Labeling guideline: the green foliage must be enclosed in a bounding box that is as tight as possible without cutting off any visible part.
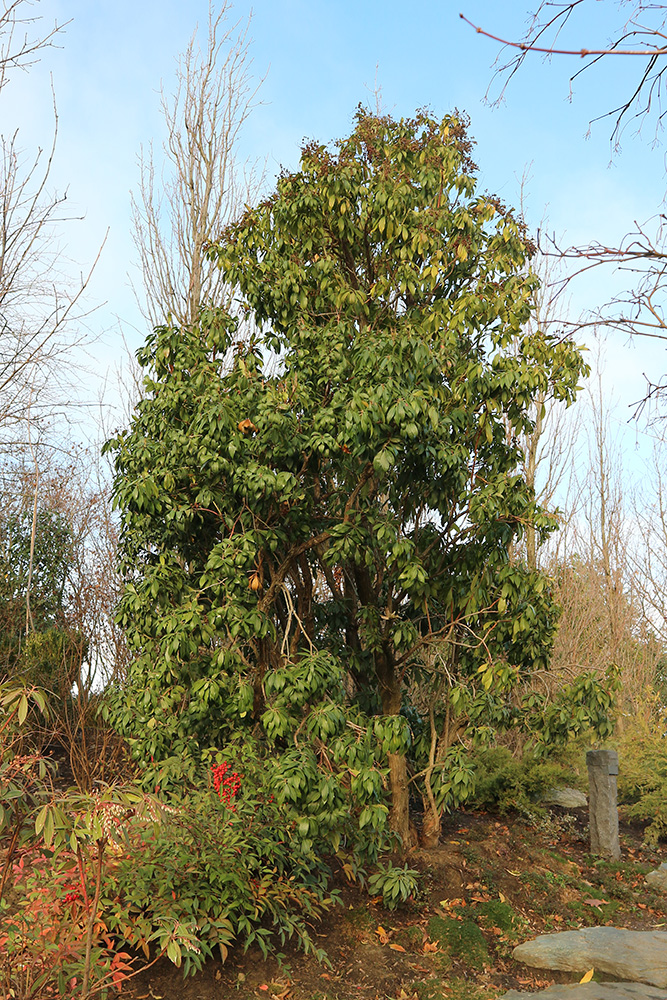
[616,705,667,845]
[367,861,420,909]
[101,741,345,968]
[18,627,87,693]
[524,668,619,752]
[0,508,75,672]
[0,684,147,997]
[106,107,590,843]
[470,743,586,815]
[420,742,478,814]
[2,699,342,992]
[0,682,52,844]
[105,791,334,970]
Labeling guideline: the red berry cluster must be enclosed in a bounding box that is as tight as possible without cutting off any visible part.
[63,888,81,905]
[211,761,242,810]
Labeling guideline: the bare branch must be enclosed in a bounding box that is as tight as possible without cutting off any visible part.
[132,0,263,331]
[460,12,667,57]
[0,0,68,94]
[464,2,667,147]
[0,7,101,449]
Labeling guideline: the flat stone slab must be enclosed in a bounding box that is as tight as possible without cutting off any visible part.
[514,928,667,987]
[501,984,667,999]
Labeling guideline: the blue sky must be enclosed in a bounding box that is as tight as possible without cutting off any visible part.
[7,0,667,455]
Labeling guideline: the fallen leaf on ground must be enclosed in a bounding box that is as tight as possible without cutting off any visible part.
[389,943,406,952]
[580,968,595,984]
[376,925,390,944]
[584,898,608,907]
[423,940,439,953]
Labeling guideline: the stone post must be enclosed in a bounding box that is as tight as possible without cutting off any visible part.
[586,749,620,860]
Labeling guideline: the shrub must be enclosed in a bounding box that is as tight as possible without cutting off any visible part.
[469,742,586,815]
[616,704,667,845]
[103,752,340,970]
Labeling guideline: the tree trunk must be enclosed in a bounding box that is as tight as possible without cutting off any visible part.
[387,750,410,848]
[420,805,441,849]
[377,650,410,849]
[420,700,442,848]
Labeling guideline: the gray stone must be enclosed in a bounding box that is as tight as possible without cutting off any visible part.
[513,928,667,987]
[543,787,588,809]
[500,983,667,999]
[646,864,667,892]
[587,750,620,860]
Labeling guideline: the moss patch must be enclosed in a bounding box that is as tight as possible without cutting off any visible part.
[409,979,448,1000]
[427,914,489,970]
[473,899,524,939]
[394,924,424,951]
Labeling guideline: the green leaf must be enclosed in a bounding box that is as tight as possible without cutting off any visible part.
[17,694,28,726]
[35,804,48,836]
[43,808,55,848]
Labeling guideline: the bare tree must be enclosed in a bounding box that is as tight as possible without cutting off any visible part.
[131,1,261,331]
[502,193,586,569]
[538,354,664,715]
[460,3,667,411]
[628,428,667,659]
[461,2,667,149]
[0,1,98,450]
[514,247,585,569]
[0,0,64,90]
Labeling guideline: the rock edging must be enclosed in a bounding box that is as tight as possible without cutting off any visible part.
[513,927,667,988]
[500,983,667,999]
